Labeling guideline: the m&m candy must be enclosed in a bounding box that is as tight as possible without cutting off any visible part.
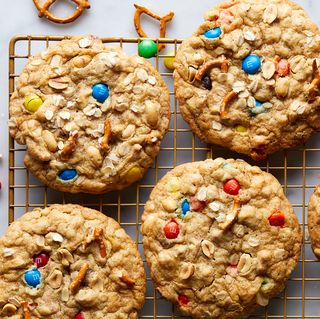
[250,99,264,115]
[268,209,285,227]
[178,294,190,305]
[92,83,109,103]
[223,179,241,195]
[234,125,247,133]
[164,52,175,70]
[33,252,49,268]
[164,219,180,239]
[201,75,212,90]
[138,40,158,59]
[24,94,43,112]
[204,27,222,39]
[242,54,261,74]
[75,313,85,319]
[58,169,78,182]
[190,196,206,212]
[181,199,190,219]
[24,268,41,288]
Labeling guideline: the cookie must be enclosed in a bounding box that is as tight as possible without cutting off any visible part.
[141,158,302,319]
[9,36,170,193]
[173,0,320,160]
[308,186,320,259]
[0,204,146,318]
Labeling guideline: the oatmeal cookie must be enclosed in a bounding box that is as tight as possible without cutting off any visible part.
[308,185,320,259]
[173,0,320,160]
[0,204,146,318]
[141,158,302,319]
[9,36,170,193]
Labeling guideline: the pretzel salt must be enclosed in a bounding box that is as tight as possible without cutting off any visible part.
[134,4,174,51]
[33,0,90,24]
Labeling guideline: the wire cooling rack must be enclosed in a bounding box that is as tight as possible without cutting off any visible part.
[8,35,320,319]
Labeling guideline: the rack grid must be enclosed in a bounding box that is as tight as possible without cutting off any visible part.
[8,35,320,319]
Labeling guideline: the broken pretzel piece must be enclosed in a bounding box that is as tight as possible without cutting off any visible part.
[307,60,320,101]
[134,4,174,51]
[120,274,135,287]
[94,228,107,258]
[82,227,107,258]
[69,262,89,294]
[220,90,238,119]
[61,131,78,160]
[195,56,229,81]
[21,301,31,319]
[218,196,241,230]
[100,119,112,152]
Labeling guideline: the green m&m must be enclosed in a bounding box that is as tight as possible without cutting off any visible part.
[138,40,158,59]
[24,94,43,112]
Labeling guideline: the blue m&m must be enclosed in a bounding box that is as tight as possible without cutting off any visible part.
[242,54,261,74]
[204,27,222,39]
[250,99,265,115]
[58,169,78,182]
[92,83,109,103]
[24,268,41,288]
[181,199,190,219]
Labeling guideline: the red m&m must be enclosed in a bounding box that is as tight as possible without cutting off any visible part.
[164,219,180,239]
[178,294,190,305]
[33,252,49,268]
[190,196,206,212]
[75,313,85,319]
[223,179,241,195]
[268,209,285,227]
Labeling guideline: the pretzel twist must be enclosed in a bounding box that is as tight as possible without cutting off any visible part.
[195,56,229,81]
[21,301,31,319]
[220,91,238,118]
[33,0,90,24]
[100,119,112,153]
[69,263,89,294]
[61,131,78,160]
[219,196,241,230]
[134,4,174,51]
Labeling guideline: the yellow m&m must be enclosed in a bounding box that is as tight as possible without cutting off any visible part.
[234,125,247,133]
[24,94,43,112]
[164,52,175,70]
[125,166,142,183]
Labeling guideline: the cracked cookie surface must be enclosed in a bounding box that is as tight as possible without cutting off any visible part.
[141,158,301,319]
[308,186,320,259]
[0,204,146,318]
[173,0,320,160]
[9,36,170,193]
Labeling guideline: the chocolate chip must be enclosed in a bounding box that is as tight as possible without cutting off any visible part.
[201,75,212,90]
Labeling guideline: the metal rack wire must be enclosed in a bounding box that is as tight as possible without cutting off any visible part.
[8,35,320,319]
